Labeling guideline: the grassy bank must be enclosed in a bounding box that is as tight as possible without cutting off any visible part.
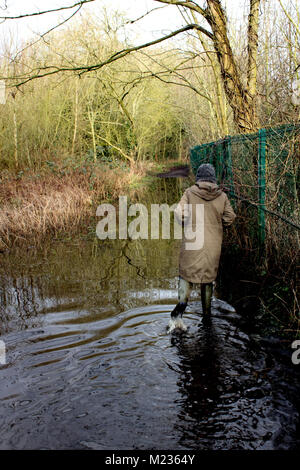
[0,161,160,250]
[0,160,188,250]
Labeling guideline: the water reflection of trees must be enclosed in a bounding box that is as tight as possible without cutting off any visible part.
[0,178,188,332]
[0,236,180,333]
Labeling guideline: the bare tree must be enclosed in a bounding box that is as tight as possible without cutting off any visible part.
[153,0,261,132]
[0,1,266,133]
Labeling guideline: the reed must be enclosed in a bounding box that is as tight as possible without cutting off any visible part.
[0,162,151,249]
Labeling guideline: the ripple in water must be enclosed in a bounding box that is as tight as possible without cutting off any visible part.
[0,240,299,450]
[0,299,299,450]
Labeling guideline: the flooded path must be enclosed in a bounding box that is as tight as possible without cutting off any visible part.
[0,237,299,450]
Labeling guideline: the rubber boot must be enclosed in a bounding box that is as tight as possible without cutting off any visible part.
[167,278,191,333]
[201,283,213,315]
[171,301,187,319]
[168,302,188,333]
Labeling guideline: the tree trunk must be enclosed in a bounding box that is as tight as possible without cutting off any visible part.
[206,0,260,133]
[154,0,261,133]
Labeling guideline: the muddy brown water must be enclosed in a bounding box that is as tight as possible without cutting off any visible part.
[0,181,299,450]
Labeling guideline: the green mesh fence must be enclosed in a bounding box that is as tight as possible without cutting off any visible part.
[190,124,300,248]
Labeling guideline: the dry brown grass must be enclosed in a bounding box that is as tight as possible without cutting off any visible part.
[0,163,151,248]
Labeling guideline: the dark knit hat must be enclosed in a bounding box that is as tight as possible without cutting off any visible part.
[196,163,217,184]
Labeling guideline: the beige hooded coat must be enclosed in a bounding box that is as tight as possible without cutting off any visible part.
[175,181,236,284]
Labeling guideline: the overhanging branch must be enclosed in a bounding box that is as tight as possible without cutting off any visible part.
[8,23,214,87]
[154,0,208,18]
[0,0,95,20]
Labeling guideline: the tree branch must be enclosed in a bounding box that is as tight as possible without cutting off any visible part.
[124,5,169,25]
[154,0,208,18]
[278,0,300,36]
[247,0,260,98]
[133,50,214,103]
[12,4,83,61]
[0,0,95,20]
[8,23,214,87]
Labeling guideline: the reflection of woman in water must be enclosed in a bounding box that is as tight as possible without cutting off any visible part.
[171,319,222,449]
